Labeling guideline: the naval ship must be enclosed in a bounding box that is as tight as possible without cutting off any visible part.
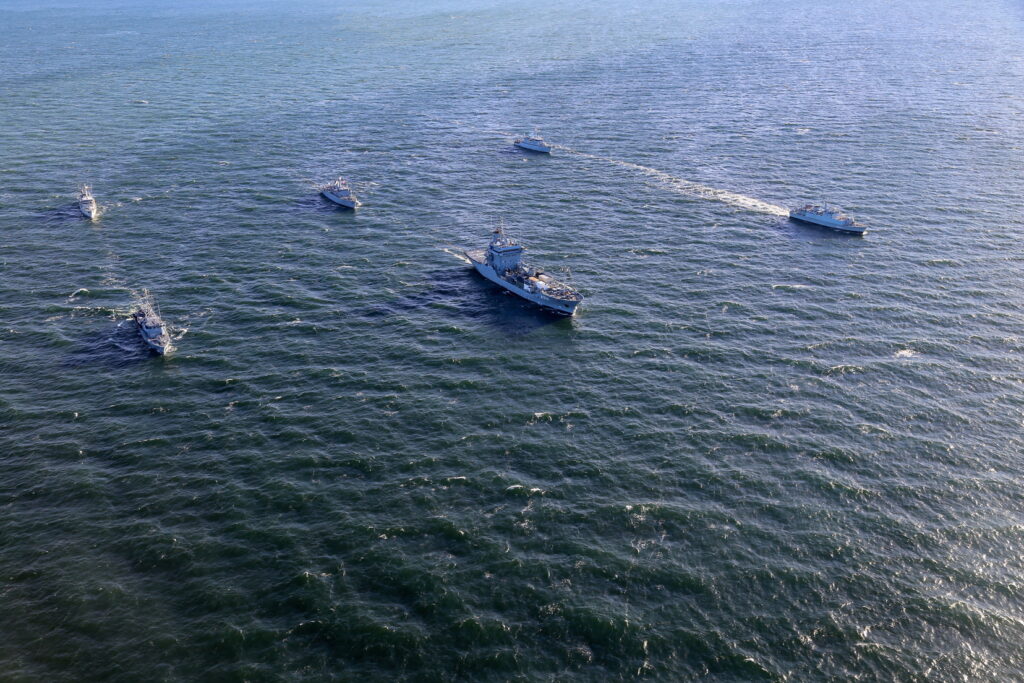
[78,184,97,220]
[319,177,360,209]
[132,290,172,355]
[465,224,583,315]
[513,132,552,153]
[789,204,865,234]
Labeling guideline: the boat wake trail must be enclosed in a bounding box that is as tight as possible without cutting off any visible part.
[440,247,472,264]
[554,146,789,216]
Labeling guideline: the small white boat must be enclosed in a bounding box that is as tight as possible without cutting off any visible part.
[514,133,552,154]
[319,177,360,209]
[78,184,97,219]
[132,290,172,355]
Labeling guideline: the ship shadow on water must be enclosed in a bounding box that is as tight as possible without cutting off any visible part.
[39,203,93,226]
[462,278,575,336]
[62,321,159,369]
[782,217,866,241]
[362,269,572,336]
[291,194,361,216]
[503,145,553,160]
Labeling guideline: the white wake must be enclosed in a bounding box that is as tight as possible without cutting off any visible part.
[440,247,472,264]
[554,146,789,216]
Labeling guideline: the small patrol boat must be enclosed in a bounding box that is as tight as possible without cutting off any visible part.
[513,132,552,154]
[132,290,172,355]
[319,177,360,209]
[465,223,583,316]
[789,204,866,234]
[78,184,97,220]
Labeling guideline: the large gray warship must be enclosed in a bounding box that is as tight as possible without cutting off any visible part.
[465,224,583,316]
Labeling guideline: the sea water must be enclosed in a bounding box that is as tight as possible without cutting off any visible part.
[2,0,1023,678]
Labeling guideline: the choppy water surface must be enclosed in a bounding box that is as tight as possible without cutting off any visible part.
[2,0,1024,679]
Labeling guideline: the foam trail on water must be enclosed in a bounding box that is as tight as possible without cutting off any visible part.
[441,247,472,264]
[554,146,789,216]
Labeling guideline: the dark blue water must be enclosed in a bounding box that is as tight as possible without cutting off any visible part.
[3,0,1024,679]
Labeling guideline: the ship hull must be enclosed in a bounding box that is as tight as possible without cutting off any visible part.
[789,211,865,234]
[79,201,96,219]
[468,259,579,316]
[141,337,167,354]
[321,190,358,209]
[514,140,552,153]
[135,326,169,354]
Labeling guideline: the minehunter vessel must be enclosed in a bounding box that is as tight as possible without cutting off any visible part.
[513,133,552,153]
[132,290,172,355]
[78,184,97,220]
[789,204,866,234]
[319,177,360,209]
[465,224,583,316]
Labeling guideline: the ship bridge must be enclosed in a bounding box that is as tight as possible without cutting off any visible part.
[486,228,524,274]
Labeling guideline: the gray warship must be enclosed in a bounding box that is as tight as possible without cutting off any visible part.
[465,224,583,316]
[789,204,866,234]
[78,184,97,220]
[513,132,552,153]
[319,177,360,209]
[132,290,172,355]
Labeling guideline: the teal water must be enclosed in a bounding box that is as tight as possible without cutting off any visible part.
[3,0,1024,679]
